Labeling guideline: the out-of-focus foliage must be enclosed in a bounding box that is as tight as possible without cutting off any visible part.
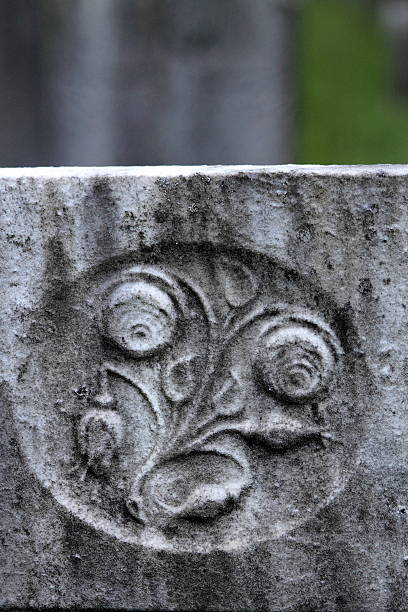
[298,0,408,163]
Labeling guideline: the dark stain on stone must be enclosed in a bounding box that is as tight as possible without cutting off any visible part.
[153,208,167,224]
[81,178,118,259]
[285,173,313,265]
[155,174,247,248]
[284,267,299,283]
[333,301,358,354]
[42,237,72,326]
[361,208,378,244]
[358,277,373,297]
[27,237,74,348]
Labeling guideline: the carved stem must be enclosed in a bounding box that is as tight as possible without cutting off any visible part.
[185,417,337,453]
[97,361,178,523]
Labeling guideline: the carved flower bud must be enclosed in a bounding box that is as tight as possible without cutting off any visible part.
[78,409,123,474]
[103,281,177,357]
[256,316,341,403]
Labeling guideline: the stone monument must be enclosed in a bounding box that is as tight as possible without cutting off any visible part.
[0,165,406,610]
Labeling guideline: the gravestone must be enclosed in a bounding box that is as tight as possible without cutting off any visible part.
[0,165,406,610]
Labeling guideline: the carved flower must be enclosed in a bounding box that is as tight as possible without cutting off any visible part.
[84,260,345,532]
[103,281,177,357]
[255,316,341,403]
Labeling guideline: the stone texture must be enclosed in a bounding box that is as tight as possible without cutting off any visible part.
[0,165,407,610]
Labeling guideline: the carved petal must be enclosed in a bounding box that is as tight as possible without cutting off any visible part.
[162,354,199,403]
[218,257,258,308]
[212,369,243,416]
[79,409,123,474]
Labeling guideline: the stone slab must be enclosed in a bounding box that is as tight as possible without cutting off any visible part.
[0,165,407,610]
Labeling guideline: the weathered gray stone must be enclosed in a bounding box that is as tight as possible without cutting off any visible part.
[0,165,407,610]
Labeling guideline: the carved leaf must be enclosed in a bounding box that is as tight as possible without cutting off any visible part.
[79,409,123,474]
[218,257,258,308]
[212,369,243,416]
[240,413,327,450]
[162,354,199,403]
[136,434,251,525]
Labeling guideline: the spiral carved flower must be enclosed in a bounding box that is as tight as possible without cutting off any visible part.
[255,315,342,403]
[103,280,177,357]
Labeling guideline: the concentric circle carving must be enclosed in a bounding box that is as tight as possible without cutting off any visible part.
[103,280,178,357]
[255,314,342,403]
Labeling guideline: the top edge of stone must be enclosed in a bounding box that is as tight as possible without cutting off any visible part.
[0,164,408,179]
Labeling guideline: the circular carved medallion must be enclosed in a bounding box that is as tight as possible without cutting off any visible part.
[15,246,369,552]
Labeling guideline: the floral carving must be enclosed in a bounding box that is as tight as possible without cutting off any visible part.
[162,354,200,404]
[217,256,258,307]
[212,369,243,417]
[103,280,178,357]
[255,314,342,403]
[77,256,343,530]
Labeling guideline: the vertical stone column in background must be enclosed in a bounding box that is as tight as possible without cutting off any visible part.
[0,1,44,166]
[378,0,408,97]
[0,0,299,166]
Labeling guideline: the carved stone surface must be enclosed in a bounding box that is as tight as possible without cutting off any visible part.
[0,166,407,610]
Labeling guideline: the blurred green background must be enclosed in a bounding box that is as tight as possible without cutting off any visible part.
[299,0,408,164]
